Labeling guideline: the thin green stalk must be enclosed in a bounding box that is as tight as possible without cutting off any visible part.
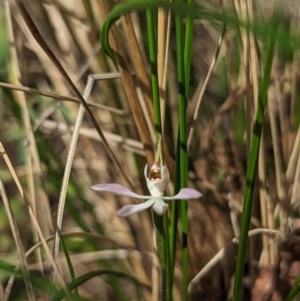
[169,0,194,287]
[173,0,189,300]
[53,269,150,301]
[232,13,278,301]
[169,151,180,292]
[163,212,171,301]
[53,218,79,301]
[153,211,168,301]
[184,0,195,98]
[182,1,195,299]
[147,8,169,301]
[146,9,161,138]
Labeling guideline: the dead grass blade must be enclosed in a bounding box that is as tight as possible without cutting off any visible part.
[115,0,155,136]
[39,119,144,155]
[0,142,70,297]
[268,85,288,230]
[97,0,155,166]
[258,135,277,266]
[0,178,36,301]
[187,25,226,152]
[188,228,285,294]
[5,0,53,269]
[52,75,104,284]
[0,81,128,114]
[286,125,300,183]
[15,0,133,188]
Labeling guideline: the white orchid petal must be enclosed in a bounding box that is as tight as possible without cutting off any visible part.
[152,199,169,215]
[144,164,148,179]
[161,166,169,182]
[117,199,155,217]
[163,188,202,200]
[91,183,150,199]
[146,165,169,197]
[146,178,164,197]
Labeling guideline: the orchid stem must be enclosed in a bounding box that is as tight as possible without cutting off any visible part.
[147,7,168,301]
[152,211,167,301]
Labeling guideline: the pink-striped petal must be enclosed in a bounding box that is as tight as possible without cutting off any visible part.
[152,199,169,215]
[117,199,155,217]
[162,188,202,200]
[90,183,150,199]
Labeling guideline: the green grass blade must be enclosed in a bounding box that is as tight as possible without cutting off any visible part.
[0,260,61,297]
[285,271,300,301]
[57,223,80,301]
[100,0,238,58]
[146,7,169,301]
[184,0,195,98]
[232,13,279,301]
[146,9,161,139]
[52,269,150,301]
[173,0,189,299]
[169,154,180,298]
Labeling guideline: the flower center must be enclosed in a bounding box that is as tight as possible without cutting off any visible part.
[149,162,161,181]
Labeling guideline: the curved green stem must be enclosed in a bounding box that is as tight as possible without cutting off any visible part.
[100,0,239,58]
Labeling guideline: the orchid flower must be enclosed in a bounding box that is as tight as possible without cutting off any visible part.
[91,162,202,217]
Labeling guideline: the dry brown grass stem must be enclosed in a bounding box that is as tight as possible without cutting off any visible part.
[40,0,90,23]
[5,0,53,272]
[0,81,128,114]
[0,178,35,301]
[188,228,288,294]
[51,70,140,283]
[268,85,288,230]
[15,0,133,189]
[290,56,299,127]
[97,0,155,166]
[115,0,155,140]
[276,79,290,164]
[286,125,300,183]
[157,6,170,129]
[156,8,175,178]
[258,135,276,265]
[187,26,226,152]
[290,147,300,207]
[39,120,144,155]
[26,231,131,258]
[239,0,253,152]
[52,75,96,285]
